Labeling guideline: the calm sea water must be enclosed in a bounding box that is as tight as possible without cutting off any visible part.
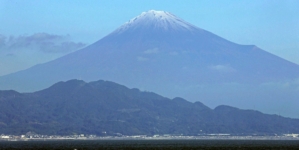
[0,140,299,149]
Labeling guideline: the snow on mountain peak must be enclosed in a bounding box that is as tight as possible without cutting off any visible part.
[139,10,174,20]
[113,10,200,34]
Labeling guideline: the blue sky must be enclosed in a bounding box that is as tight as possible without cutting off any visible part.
[0,0,299,76]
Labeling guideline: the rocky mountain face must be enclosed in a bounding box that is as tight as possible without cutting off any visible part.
[0,79,299,135]
[0,10,298,117]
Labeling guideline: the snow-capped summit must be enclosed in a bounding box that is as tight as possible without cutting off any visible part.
[105,10,221,46]
[113,10,200,34]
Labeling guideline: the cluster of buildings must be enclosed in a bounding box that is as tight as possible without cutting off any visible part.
[0,132,97,141]
[0,133,298,141]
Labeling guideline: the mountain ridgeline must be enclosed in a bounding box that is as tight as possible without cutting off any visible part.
[0,10,299,117]
[0,79,299,135]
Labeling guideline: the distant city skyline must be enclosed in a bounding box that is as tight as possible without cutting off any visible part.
[1,0,299,76]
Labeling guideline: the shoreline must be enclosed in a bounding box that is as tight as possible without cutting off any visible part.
[1,135,299,141]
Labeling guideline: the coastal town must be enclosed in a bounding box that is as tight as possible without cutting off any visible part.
[1,132,298,141]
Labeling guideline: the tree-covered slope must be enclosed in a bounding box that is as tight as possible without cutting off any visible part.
[0,79,298,135]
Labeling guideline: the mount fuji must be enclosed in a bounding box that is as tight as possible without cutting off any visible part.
[1,10,299,117]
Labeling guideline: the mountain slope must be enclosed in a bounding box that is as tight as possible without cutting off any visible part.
[0,79,299,135]
[0,10,298,117]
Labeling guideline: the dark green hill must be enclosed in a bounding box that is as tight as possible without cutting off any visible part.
[0,79,298,135]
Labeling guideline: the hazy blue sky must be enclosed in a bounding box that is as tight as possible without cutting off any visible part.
[1,0,299,76]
